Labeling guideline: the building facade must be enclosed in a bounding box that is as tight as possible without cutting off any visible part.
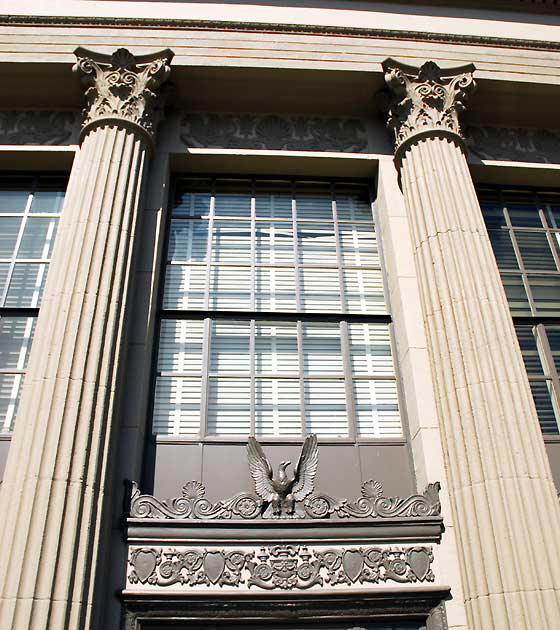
[1,1,560,629]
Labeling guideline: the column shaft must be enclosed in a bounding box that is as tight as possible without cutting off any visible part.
[0,46,173,630]
[401,134,560,628]
[0,124,146,629]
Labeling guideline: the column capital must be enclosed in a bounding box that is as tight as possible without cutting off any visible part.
[381,58,476,163]
[73,46,174,144]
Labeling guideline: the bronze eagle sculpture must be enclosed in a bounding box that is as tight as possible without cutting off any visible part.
[247,434,318,518]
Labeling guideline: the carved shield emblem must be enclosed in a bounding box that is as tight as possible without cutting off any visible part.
[133,549,158,584]
[342,549,364,583]
[204,551,226,584]
[408,548,431,581]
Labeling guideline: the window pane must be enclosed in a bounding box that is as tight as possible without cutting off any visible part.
[210,321,250,373]
[297,223,337,264]
[304,379,347,437]
[214,180,251,217]
[529,380,559,434]
[344,268,386,313]
[30,180,66,214]
[157,319,204,373]
[515,325,546,376]
[349,323,394,375]
[355,379,401,438]
[255,268,297,311]
[255,182,292,219]
[211,221,251,263]
[255,223,294,265]
[173,182,211,219]
[0,373,23,432]
[207,378,251,435]
[302,323,343,374]
[335,187,372,222]
[300,268,341,311]
[153,377,201,435]
[208,266,251,310]
[5,263,48,307]
[168,220,208,263]
[0,217,22,257]
[18,217,59,259]
[487,229,517,269]
[516,232,557,271]
[546,327,560,374]
[501,274,531,316]
[255,379,301,437]
[0,186,30,214]
[0,316,35,369]
[529,275,560,316]
[507,204,543,228]
[339,223,379,267]
[163,266,206,310]
[296,185,332,220]
[255,322,298,374]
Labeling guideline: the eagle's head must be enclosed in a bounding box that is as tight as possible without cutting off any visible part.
[278,460,291,480]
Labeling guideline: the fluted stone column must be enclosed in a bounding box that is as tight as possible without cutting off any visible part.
[0,47,173,630]
[382,58,560,629]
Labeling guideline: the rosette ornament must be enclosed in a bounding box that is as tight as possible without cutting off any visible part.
[382,58,475,164]
[73,46,174,144]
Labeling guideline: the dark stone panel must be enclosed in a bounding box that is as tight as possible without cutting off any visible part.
[151,443,202,499]
[358,444,415,496]
[150,442,415,502]
[545,441,560,491]
[0,439,10,481]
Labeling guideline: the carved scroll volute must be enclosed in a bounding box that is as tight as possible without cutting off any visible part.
[381,58,476,164]
[73,46,174,145]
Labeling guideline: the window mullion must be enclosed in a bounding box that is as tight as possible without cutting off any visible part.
[199,317,212,438]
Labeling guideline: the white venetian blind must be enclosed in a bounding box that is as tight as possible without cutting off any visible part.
[153,178,403,439]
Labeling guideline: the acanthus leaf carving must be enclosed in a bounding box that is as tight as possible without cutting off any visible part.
[381,58,476,159]
[73,46,174,142]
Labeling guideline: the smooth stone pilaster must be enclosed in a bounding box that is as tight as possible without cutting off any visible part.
[383,59,560,629]
[0,47,173,630]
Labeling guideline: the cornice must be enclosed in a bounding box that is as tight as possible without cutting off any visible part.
[1,14,560,52]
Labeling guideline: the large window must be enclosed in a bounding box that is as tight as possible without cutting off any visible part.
[480,187,560,434]
[0,175,66,431]
[152,178,403,439]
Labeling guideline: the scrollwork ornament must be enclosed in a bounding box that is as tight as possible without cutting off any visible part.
[381,58,476,161]
[73,46,174,143]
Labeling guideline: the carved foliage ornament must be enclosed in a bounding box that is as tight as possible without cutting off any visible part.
[128,544,434,590]
[181,113,368,152]
[127,479,440,521]
[0,111,77,145]
[382,58,475,157]
[73,46,174,142]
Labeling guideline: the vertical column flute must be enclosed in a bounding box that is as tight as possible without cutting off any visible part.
[0,46,173,630]
[383,58,560,629]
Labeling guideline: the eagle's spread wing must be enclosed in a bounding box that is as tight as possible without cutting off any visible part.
[292,434,318,501]
[247,436,275,501]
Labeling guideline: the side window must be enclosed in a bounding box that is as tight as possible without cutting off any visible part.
[0,175,66,431]
[151,177,403,440]
[479,187,560,435]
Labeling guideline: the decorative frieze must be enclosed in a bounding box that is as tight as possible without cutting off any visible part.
[73,46,174,142]
[0,111,78,145]
[127,479,440,521]
[466,125,560,164]
[382,58,475,159]
[127,544,434,591]
[180,113,368,152]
